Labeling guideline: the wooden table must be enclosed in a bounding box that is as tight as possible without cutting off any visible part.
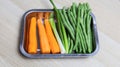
[0,0,120,67]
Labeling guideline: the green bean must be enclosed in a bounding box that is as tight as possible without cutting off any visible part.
[73,24,79,48]
[67,34,71,53]
[62,8,74,31]
[78,42,82,53]
[69,39,73,53]
[74,20,80,53]
[67,8,76,29]
[86,3,90,10]
[79,25,86,53]
[71,2,77,20]
[73,5,80,51]
[59,10,74,39]
[70,12,77,26]
[73,3,85,53]
[78,4,88,53]
[62,8,72,29]
[87,13,92,53]
[62,8,75,40]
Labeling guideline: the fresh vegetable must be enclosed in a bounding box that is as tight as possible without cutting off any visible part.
[58,10,69,53]
[86,3,93,53]
[50,0,69,53]
[24,17,30,52]
[71,2,77,20]
[49,0,93,53]
[44,12,60,54]
[73,3,87,53]
[28,17,37,54]
[25,0,93,54]
[62,8,75,40]
[69,39,74,53]
[49,12,66,54]
[37,13,50,54]
[67,8,76,30]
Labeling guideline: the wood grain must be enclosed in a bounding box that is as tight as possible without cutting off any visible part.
[0,0,120,67]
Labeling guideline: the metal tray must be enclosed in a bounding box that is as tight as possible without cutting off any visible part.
[19,9,99,58]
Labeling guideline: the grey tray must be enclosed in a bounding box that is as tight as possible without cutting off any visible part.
[19,9,99,58]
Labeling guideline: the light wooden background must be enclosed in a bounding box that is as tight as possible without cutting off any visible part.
[0,0,120,67]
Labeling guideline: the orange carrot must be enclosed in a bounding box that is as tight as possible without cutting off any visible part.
[37,13,50,54]
[24,16,30,52]
[28,17,37,54]
[44,12,60,54]
[25,13,37,53]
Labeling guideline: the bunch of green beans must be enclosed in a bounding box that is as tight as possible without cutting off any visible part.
[50,0,93,54]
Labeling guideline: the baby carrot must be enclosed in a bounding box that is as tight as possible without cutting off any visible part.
[44,12,60,54]
[28,17,38,54]
[37,13,50,54]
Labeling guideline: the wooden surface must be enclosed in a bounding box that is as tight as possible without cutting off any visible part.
[0,0,120,67]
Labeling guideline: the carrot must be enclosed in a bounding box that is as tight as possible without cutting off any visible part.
[24,16,31,52]
[44,12,60,54]
[25,13,37,53]
[28,17,38,54]
[37,13,50,54]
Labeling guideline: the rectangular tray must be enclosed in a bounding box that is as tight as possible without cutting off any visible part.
[19,9,99,58]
